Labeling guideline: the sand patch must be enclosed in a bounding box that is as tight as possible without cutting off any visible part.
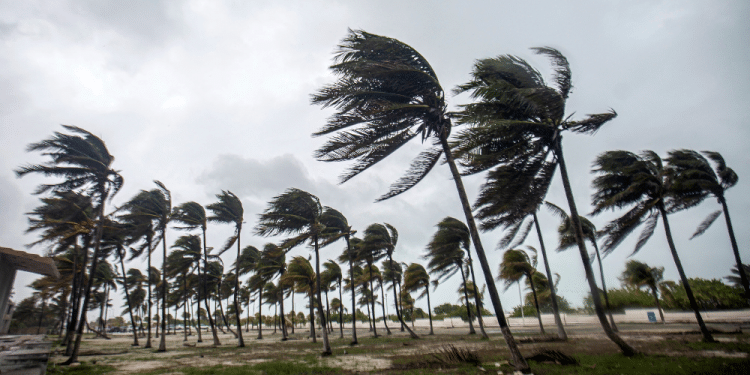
[326,355,391,371]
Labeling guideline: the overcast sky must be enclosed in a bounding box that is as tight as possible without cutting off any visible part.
[2,0,749,321]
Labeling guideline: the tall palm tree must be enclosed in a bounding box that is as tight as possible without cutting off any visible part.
[470,168,568,340]
[283,256,317,342]
[591,150,715,342]
[16,125,123,364]
[207,190,246,347]
[172,201,221,345]
[363,224,419,339]
[358,229,386,338]
[453,48,635,355]
[424,218,488,338]
[338,239,363,344]
[256,188,337,355]
[403,263,433,335]
[322,260,343,338]
[666,150,748,300]
[311,30,527,370]
[256,243,288,340]
[321,209,359,343]
[545,202,617,331]
[236,245,261,337]
[498,247,545,334]
[101,221,139,346]
[621,260,665,323]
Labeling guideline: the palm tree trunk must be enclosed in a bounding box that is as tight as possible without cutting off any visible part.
[279,288,288,340]
[308,288,316,342]
[118,252,139,346]
[651,286,665,323]
[183,275,188,342]
[532,213,567,340]
[257,287,263,339]
[291,295,295,334]
[347,236,358,345]
[658,204,715,342]
[313,236,332,355]
[273,303,277,334]
[458,265,476,335]
[592,241,618,331]
[64,191,108,365]
[720,197,750,302]
[465,250,489,339]
[37,297,46,335]
[62,243,80,350]
[234,230,245,347]
[379,281,391,334]
[527,273,545,335]
[195,293,202,342]
[439,135,529,371]
[426,286,434,335]
[336,281,343,338]
[390,255,418,338]
[324,290,332,334]
[158,229,168,352]
[202,228,220,346]
[367,262,379,338]
[553,139,636,356]
[146,234,153,348]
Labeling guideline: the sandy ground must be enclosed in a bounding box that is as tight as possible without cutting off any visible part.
[45,323,750,374]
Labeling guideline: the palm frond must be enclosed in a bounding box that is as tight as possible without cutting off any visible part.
[690,210,722,240]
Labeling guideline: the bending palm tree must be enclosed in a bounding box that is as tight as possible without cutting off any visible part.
[322,260,344,338]
[337,237,363,344]
[666,150,748,300]
[172,201,221,345]
[311,30,526,369]
[257,243,288,340]
[364,223,419,339]
[591,150,715,342]
[453,48,634,356]
[498,248,545,334]
[256,188,338,355]
[207,191,246,347]
[403,263,433,335]
[621,260,665,323]
[283,256,317,342]
[545,202,617,331]
[16,125,123,364]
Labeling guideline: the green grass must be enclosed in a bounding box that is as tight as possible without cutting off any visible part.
[135,362,343,375]
[529,353,750,375]
[46,362,116,375]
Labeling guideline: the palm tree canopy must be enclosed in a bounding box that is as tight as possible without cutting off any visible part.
[255,188,332,251]
[361,223,396,263]
[381,260,403,287]
[591,150,676,255]
[120,182,172,254]
[620,260,664,291]
[25,191,95,251]
[425,217,469,283]
[322,260,342,290]
[311,29,452,202]
[236,245,261,277]
[497,248,537,291]
[257,243,286,280]
[318,207,354,247]
[172,201,208,232]
[284,256,316,293]
[545,201,598,251]
[207,190,243,254]
[15,125,123,199]
[452,49,614,234]
[403,263,430,299]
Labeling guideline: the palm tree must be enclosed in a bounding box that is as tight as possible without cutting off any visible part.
[545,201,617,331]
[363,224,419,339]
[423,218,488,338]
[256,188,337,355]
[207,190,246,347]
[666,150,748,300]
[16,125,123,364]
[498,247,545,334]
[591,150,715,342]
[403,263,433,335]
[172,201,221,345]
[256,243,288,340]
[283,256,317,342]
[621,260,665,323]
[338,240,363,344]
[101,221,139,346]
[311,30,527,370]
[168,235,202,340]
[452,47,634,356]
[470,171,568,340]
[322,260,343,338]
[321,209,359,343]
[358,229,385,338]
[727,265,750,288]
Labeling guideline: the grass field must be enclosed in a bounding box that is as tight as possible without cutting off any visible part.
[45,324,750,374]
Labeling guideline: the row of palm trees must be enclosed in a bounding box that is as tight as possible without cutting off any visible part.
[16,30,745,372]
[308,29,746,371]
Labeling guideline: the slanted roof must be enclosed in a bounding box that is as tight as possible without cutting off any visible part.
[0,247,59,279]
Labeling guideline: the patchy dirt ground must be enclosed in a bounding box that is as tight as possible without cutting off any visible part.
[45,323,750,374]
